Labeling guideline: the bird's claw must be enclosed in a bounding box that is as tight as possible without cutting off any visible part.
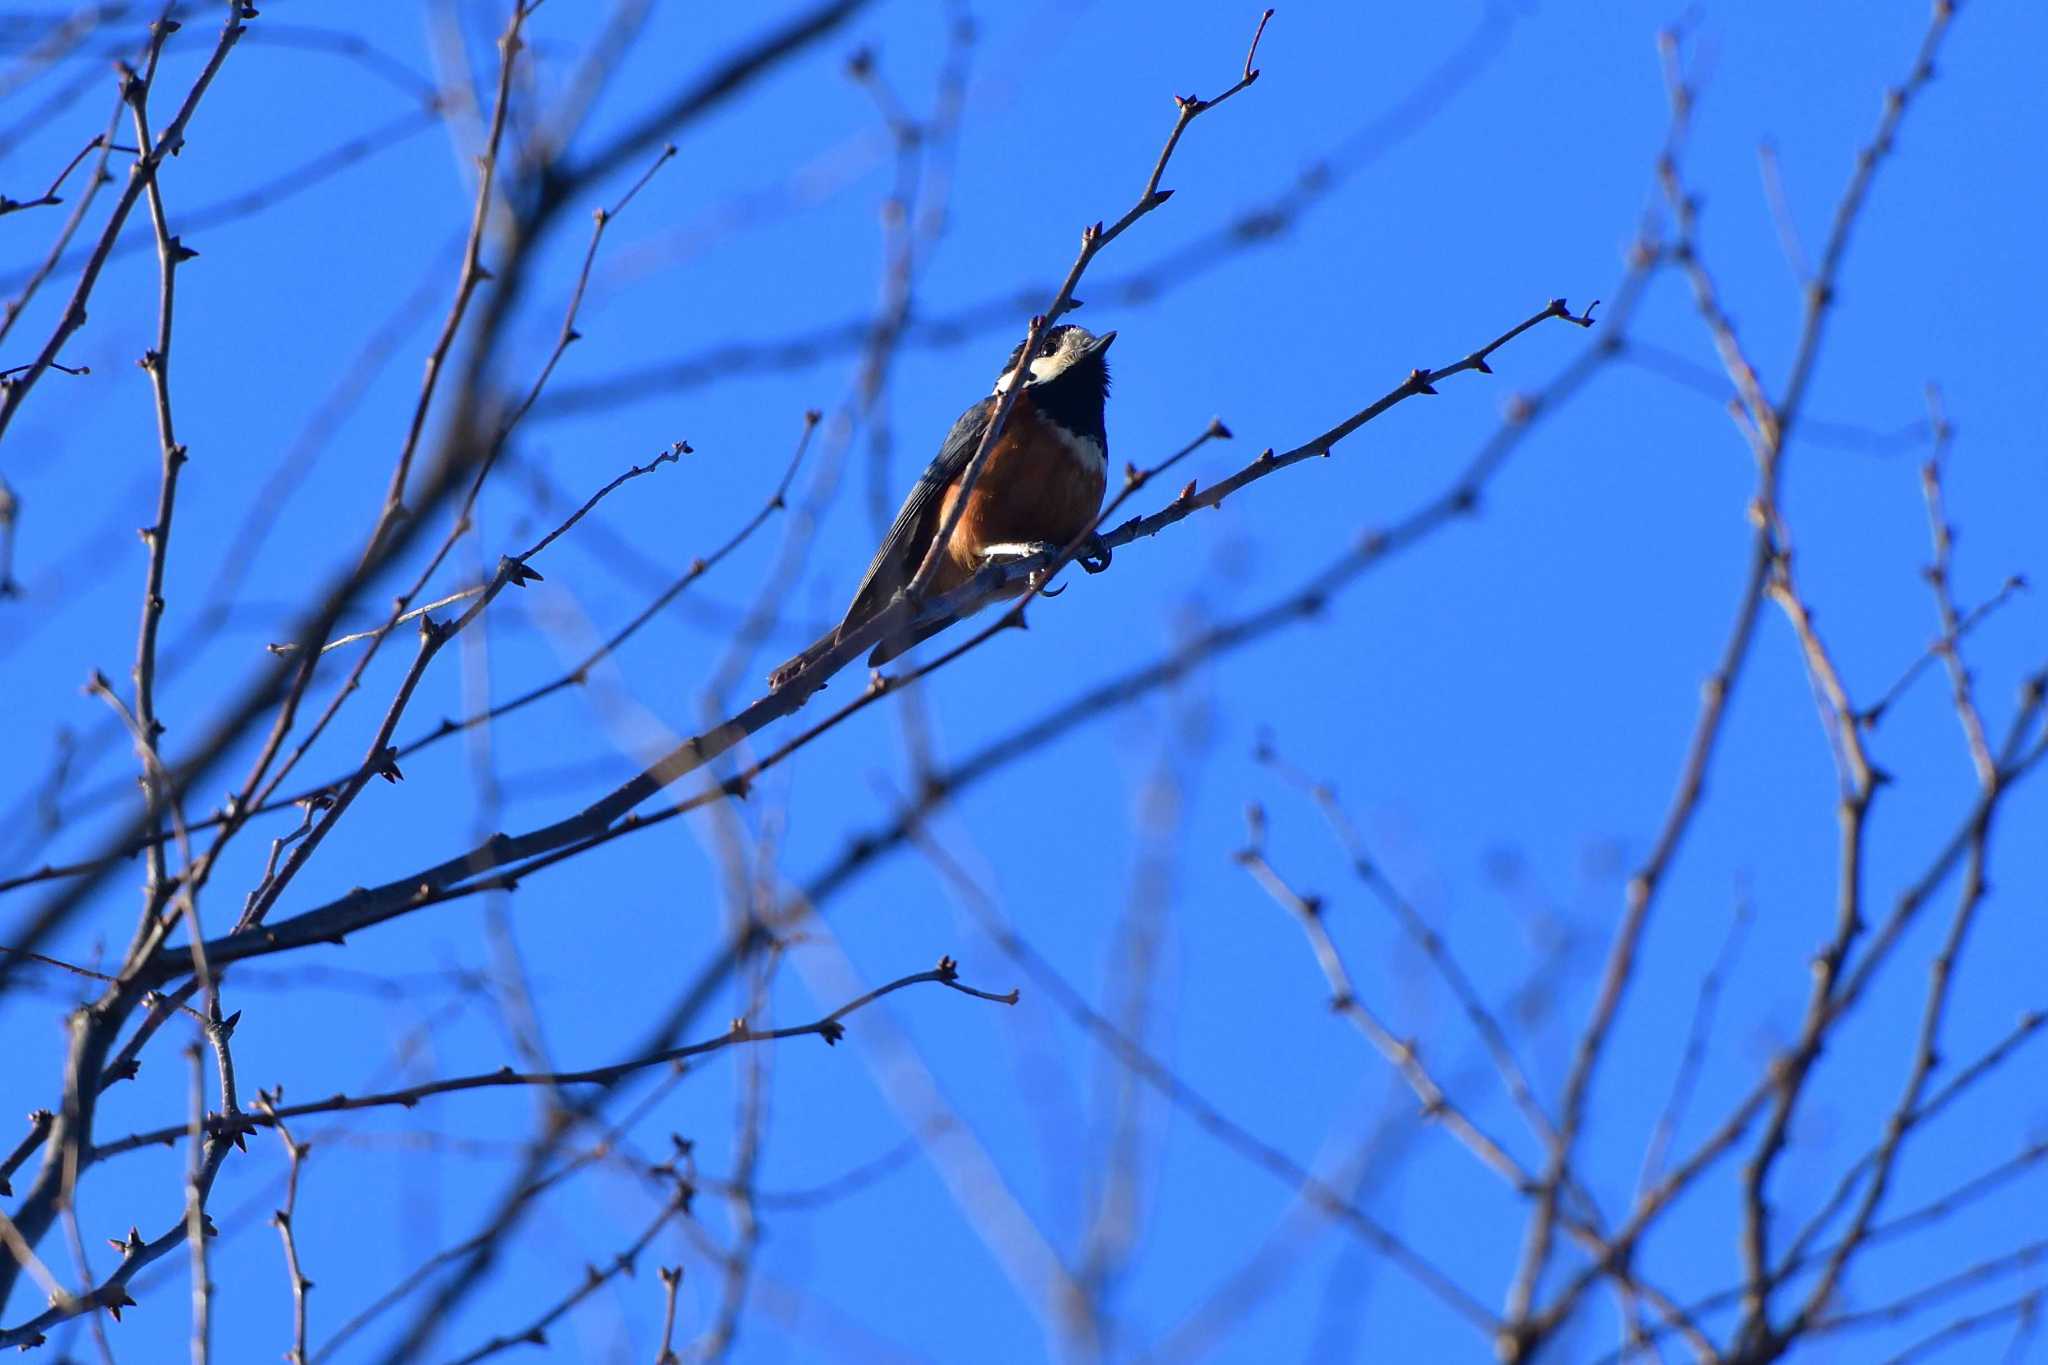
[979,538,1100,593]
[1078,534,1112,574]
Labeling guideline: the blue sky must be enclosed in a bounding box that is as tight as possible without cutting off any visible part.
[3,1,2045,1361]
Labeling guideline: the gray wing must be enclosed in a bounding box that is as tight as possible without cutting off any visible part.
[840,393,995,627]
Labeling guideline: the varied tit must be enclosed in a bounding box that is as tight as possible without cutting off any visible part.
[769,324,1115,689]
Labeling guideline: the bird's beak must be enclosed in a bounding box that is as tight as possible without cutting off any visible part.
[1085,330,1117,356]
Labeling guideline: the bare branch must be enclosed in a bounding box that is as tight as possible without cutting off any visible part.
[92,960,1014,1157]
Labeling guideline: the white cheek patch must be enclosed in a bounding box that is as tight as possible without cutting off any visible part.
[993,351,1069,395]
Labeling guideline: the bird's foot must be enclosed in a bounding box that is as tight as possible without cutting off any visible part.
[1077,533,1112,574]
[978,541,1065,596]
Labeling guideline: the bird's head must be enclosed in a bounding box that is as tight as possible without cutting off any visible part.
[993,324,1115,395]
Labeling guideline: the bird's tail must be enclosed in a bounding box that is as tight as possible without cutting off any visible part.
[767,628,842,693]
[767,609,954,691]
[864,615,951,668]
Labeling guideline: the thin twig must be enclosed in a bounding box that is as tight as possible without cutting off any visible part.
[92,960,1014,1157]
[1263,748,1562,1157]
[121,14,218,1068]
[0,133,109,216]
[1813,1241,2048,1338]
[1859,573,2026,731]
[1879,1291,2046,1365]
[1638,889,1751,1190]
[0,1110,55,1198]
[184,1041,212,1365]
[656,1264,684,1363]
[306,1073,692,1363]
[1776,1007,2046,1279]
[905,827,1499,1332]
[0,4,248,443]
[377,1,531,538]
[442,1190,689,1365]
[0,98,123,354]
[0,1134,228,1349]
[1917,386,1998,783]
[1783,769,2000,1341]
[1235,810,1537,1193]
[255,1094,312,1365]
[1755,138,1810,280]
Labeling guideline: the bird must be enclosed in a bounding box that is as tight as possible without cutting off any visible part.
[768,323,1116,691]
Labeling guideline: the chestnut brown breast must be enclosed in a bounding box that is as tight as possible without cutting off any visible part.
[932,397,1107,593]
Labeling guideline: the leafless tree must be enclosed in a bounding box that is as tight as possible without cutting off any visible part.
[2,1,2041,1361]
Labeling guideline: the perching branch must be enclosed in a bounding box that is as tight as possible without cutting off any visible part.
[136,298,1587,982]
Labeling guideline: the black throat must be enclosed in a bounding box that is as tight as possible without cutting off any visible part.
[1028,352,1110,448]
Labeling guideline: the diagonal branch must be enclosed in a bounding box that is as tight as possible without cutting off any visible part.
[139,299,1588,983]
